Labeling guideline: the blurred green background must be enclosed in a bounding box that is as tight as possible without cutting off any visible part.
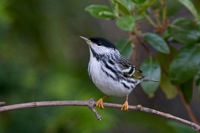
[0,0,199,133]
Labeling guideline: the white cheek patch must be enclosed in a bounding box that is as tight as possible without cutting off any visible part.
[90,44,115,55]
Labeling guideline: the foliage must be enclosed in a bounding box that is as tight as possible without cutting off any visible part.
[85,0,200,102]
[85,0,200,131]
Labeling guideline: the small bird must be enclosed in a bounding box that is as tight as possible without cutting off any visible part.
[80,36,144,111]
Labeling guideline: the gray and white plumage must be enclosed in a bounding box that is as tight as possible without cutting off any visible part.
[81,36,144,97]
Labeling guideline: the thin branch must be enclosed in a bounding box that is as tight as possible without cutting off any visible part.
[177,87,199,124]
[144,12,157,27]
[0,99,199,131]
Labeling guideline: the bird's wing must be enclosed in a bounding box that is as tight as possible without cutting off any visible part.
[116,56,143,79]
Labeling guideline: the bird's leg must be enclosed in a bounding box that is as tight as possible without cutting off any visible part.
[121,95,129,111]
[96,96,109,109]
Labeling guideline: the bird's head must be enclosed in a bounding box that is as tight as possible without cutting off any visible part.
[80,36,118,56]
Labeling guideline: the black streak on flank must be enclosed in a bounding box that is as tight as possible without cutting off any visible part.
[121,82,130,90]
[103,60,118,77]
[101,66,116,81]
[108,59,115,65]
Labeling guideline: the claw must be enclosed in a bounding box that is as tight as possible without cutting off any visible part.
[96,96,109,109]
[121,95,129,111]
[96,98,104,109]
[121,100,129,111]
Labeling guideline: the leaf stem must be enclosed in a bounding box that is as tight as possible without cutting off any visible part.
[144,12,157,27]
[160,0,167,24]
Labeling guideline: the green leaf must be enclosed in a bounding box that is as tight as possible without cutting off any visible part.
[116,15,135,31]
[168,121,196,133]
[177,0,199,19]
[113,0,131,15]
[165,0,182,17]
[138,0,155,14]
[85,5,115,19]
[140,57,161,97]
[121,0,136,11]
[169,46,200,84]
[160,73,177,99]
[115,39,133,59]
[169,18,200,44]
[180,78,193,103]
[143,33,170,54]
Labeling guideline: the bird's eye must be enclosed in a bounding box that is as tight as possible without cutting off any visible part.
[96,41,101,46]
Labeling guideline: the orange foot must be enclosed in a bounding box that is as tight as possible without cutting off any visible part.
[96,98,104,109]
[121,100,129,111]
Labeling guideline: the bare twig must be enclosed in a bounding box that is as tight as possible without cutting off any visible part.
[0,99,199,131]
[88,98,102,120]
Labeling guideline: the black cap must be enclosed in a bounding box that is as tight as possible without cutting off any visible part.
[89,37,116,49]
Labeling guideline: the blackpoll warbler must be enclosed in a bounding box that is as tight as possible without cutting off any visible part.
[80,36,144,111]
